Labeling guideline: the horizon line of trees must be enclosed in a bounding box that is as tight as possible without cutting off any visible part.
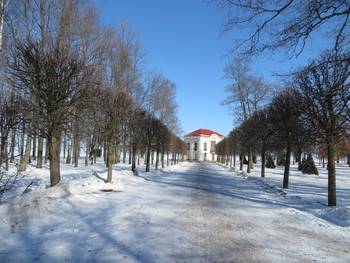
[0,0,186,189]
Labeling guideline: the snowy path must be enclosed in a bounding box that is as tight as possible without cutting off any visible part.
[1,161,349,262]
[179,163,269,262]
[175,163,350,262]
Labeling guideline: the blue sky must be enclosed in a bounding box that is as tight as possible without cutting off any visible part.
[96,0,324,137]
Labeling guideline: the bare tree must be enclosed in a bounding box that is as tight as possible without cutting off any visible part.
[295,51,350,206]
[10,39,93,186]
[0,88,19,168]
[211,0,350,56]
[144,72,180,132]
[221,56,271,122]
[250,109,274,178]
[268,88,304,188]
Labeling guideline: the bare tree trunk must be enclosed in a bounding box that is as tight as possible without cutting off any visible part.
[161,150,165,168]
[45,138,49,163]
[283,144,292,189]
[63,134,66,159]
[32,128,36,160]
[85,135,90,166]
[239,153,244,171]
[107,142,113,183]
[36,132,44,168]
[327,139,337,206]
[66,136,72,164]
[19,124,32,172]
[73,135,80,167]
[49,130,61,187]
[9,129,15,163]
[155,150,159,170]
[0,0,10,53]
[145,146,151,172]
[261,148,266,178]
[131,144,137,173]
[247,152,252,173]
[4,140,8,170]
[20,122,25,159]
[103,142,107,164]
[122,148,126,163]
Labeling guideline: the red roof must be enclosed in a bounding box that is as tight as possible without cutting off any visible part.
[185,129,224,137]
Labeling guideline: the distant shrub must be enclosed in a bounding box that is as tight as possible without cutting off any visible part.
[277,154,286,166]
[265,155,276,168]
[302,154,318,175]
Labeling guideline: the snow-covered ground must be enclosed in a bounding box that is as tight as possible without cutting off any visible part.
[0,158,349,262]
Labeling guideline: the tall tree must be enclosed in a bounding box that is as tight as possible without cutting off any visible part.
[221,56,271,122]
[295,51,350,206]
[268,88,304,188]
[10,38,92,186]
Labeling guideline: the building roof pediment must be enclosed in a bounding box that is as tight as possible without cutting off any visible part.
[184,129,224,138]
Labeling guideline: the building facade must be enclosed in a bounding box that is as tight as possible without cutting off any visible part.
[184,129,224,162]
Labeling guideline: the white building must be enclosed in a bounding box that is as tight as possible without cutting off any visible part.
[184,129,224,162]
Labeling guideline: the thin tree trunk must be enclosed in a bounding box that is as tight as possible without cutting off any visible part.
[161,150,165,168]
[9,129,15,163]
[73,135,80,167]
[85,135,90,166]
[66,136,72,164]
[20,122,25,158]
[63,134,66,159]
[131,145,137,173]
[19,126,32,172]
[283,144,292,189]
[4,140,8,171]
[327,139,337,206]
[32,129,36,160]
[155,150,159,170]
[239,153,244,171]
[122,148,126,163]
[107,142,113,183]
[45,138,49,163]
[103,142,107,164]
[49,130,61,187]
[297,147,302,170]
[261,148,266,178]
[145,146,151,172]
[36,133,44,168]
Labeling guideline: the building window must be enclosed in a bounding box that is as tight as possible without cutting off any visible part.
[187,143,190,151]
[210,140,216,152]
[204,143,207,151]
[194,142,197,151]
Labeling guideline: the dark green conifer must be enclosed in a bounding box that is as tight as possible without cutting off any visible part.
[302,154,318,175]
[265,154,276,168]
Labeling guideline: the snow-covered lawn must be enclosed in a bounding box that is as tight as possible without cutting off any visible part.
[0,159,349,262]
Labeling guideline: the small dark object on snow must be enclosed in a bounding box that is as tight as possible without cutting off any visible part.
[100,189,122,192]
